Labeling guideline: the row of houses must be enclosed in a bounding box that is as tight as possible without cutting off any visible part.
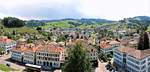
[11,40,66,69]
[11,39,98,69]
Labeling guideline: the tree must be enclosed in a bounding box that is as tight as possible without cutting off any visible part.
[56,35,67,42]
[98,49,108,62]
[138,32,149,50]
[144,32,149,49]
[62,43,92,72]
[0,48,5,55]
[36,27,42,31]
[26,20,45,27]
[2,17,25,28]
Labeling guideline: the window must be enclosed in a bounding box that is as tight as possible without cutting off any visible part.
[143,70,146,72]
[141,65,146,70]
[114,54,122,60]
[127,61,140,69]
[141,60,146,65]
[148,57,150,61]
[127,57,140,65]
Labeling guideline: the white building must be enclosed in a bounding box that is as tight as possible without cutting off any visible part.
[114,47,150,72]
[0,36,16,53]
[11,45,26,62]
[35,44,66,69]
[23,44,36,64]
[11,42,66,69]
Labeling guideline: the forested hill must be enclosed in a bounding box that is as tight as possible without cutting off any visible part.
[1,16,150,29]
[26,18,114,28]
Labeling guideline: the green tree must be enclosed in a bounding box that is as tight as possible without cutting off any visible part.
[2,17,25,28]
[36,27,42,31]
[56,35,67,42]
[144,32,149,49]
[62,43,92,72]
[0,48,5,55]
[138,32,149,50]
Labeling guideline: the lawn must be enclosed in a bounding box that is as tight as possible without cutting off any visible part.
[3,27,38,34]
[146,25,150,32]
[0,64,12,72]
[0,22,38,34]
[42,20,74,28]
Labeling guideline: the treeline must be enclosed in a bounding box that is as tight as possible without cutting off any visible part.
[1,17,25,28]
[26,20,46,27]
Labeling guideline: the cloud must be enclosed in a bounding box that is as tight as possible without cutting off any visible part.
[78,0,150,20]
[0,0,150,20]
[0,0,82,20]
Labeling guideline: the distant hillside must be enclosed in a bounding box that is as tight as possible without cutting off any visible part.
[133,16,150,21]
[119,16,150,26]
[26,16,150,29]
[38,18,114,29]
[26,20,46,28]
[0,20,38,34]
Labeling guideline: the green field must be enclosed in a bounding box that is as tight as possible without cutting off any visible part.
[42,20,75,28]
[0,64,13,72]
[0,21,38,34]
[3,27,38,34]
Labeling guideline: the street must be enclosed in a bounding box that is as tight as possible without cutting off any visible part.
[0,54,25,72]
[0,54,109,72]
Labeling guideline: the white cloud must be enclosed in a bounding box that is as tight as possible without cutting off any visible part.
[0,0,150,20]
[78,0,150,20]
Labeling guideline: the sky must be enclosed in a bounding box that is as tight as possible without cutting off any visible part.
[0,0,150,20]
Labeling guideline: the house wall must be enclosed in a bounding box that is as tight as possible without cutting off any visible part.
[23,52,35,64]
[11,50,23,62]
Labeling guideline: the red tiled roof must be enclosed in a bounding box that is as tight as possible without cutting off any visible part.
[118,47,150,60]
[36,44,65,52]
[13,42,65,53]
[0,37,13,43]
[100,41,112,49]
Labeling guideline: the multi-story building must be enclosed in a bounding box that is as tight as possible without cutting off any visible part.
[35,44,66,69]
[0,36,16,53]
[114,47,150,72]
[11,45,27,62]
[100,40,120,54]
[11,42,66,69]
[23,44,37,64]
[11,38,98,69]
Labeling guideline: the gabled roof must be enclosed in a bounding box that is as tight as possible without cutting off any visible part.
[0,37,14,43]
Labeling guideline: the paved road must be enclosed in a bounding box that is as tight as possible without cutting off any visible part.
[0,55,109,72]
[0,54,25,71]
[95,59,109,72]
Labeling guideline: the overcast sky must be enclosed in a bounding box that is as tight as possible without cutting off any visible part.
[0,0,150,20]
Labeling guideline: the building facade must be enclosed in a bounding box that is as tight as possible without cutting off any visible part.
[0,36,16,53]
[11,42,66,69]
[35,44,66,69]
[114,47,150,72]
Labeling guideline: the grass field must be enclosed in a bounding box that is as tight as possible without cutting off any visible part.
[0,64,13,72]
[0,21,38,34]
[146,25,150,32]
[3,27,38,34]
[43,20,74,28]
